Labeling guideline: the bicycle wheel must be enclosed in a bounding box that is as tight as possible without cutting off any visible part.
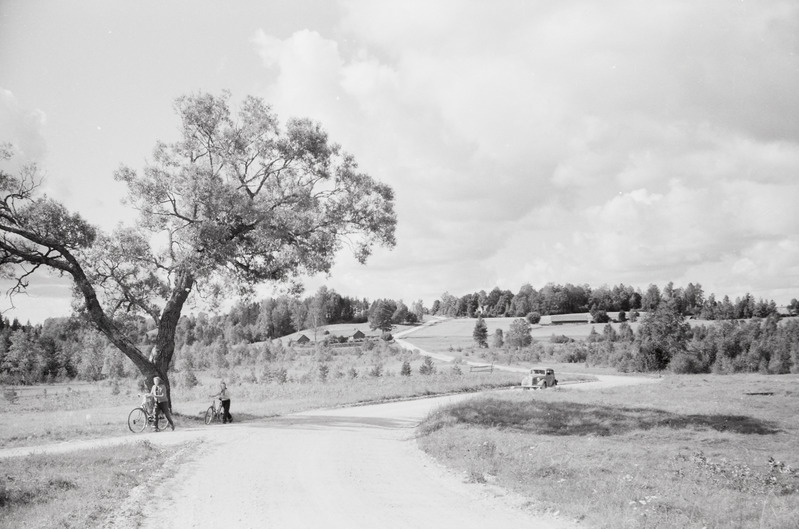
[128,407,148,433]
[204,406,215,425]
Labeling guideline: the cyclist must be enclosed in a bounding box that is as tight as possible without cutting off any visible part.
[210,381,233,424]
[150,376,175,431]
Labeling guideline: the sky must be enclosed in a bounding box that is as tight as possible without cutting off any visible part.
[1,0,798,323]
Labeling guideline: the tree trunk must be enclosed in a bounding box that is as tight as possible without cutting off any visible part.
[67,253,194,407]
[152,268,195,406]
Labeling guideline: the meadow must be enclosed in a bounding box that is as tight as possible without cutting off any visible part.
[402,317,642,353]
[0,440,189,529]
[0,343,537,449]
[417,374,799,529]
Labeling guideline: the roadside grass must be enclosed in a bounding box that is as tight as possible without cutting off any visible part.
[0,440,180,529]
[0,367,527,449]
[417,374,799,529]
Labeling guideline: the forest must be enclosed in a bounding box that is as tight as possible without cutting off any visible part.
[0,281,797,385]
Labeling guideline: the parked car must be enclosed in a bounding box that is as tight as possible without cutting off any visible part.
[521,368,558,389]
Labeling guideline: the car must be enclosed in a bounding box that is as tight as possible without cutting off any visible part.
[521,368,558,389]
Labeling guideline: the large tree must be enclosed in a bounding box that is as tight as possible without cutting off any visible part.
[0,92,396,402]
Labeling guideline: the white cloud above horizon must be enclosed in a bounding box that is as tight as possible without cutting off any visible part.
[1,0,798,322]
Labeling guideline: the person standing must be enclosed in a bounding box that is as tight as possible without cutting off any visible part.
[210,381,233,424]
[150,376,175,431]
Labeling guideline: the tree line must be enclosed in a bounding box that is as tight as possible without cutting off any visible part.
[0,287,425,385]
[474,304,799,375]
[433,282,791,320]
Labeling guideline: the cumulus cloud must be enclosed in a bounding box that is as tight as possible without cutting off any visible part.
[0,88,47,163]
[251,0,799,303]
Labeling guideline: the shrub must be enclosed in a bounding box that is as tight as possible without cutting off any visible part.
[318,363,329,382]
[182,369,199,388]
[419,356,436,375]
[348,367,358,379]
[592,310,610,323]
[368,364,383,378]
[526,311,541,324]
[400,360,412,377]
[670,352,703,374]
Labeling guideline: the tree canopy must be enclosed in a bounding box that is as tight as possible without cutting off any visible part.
[0,92,396,398]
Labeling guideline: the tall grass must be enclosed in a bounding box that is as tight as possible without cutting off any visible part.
[0,440,181,528]
[417,374,799,529]
[0,360,537,448]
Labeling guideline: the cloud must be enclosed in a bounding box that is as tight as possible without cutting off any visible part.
[0,88,47,163]
[249,1,799,304]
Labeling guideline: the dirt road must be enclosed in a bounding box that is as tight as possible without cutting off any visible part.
[131,372,658,529]
[1,373,659,528]
[134,393,576,529]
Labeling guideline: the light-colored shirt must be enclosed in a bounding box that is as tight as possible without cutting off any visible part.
[150,383,168,403]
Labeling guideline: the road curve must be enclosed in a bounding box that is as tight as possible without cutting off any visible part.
[135,393,576,529]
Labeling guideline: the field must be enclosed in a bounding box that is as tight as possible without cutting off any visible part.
[0,344,540,449]
[4,316,797,529]
[401,317,642,353]
[417,374,799,529]
[0,440,187,529]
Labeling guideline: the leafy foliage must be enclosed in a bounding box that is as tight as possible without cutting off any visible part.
[0,94,396,397]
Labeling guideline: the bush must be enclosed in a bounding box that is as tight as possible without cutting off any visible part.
[182,369,199,388]
[318,363,330,382]
[419,356,436,375]
[400,360,412,376]
[526,312,541,324]
[670,352,703,374]
[592,310,610,323]
[368,364,383,378]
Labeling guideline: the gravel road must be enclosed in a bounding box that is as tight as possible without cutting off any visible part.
[129,372,657,529]
[134,393,577,529]
[0,333,660,529]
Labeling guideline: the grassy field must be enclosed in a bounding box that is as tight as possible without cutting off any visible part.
[417,374,799,529]
[0,350,533,449]
[0,440,192,529]
[401,317,643,351]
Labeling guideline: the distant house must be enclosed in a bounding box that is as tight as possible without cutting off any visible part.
[548,313,593,325]
[777,307,792,317]
[351,329,366,341]
[296,334,311,345]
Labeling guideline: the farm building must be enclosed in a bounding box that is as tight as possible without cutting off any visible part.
[296,334,311,345]
[350,329,366,341]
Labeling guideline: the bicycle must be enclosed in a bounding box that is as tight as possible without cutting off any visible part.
[128,393,167,433]
[204,398,224,425]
